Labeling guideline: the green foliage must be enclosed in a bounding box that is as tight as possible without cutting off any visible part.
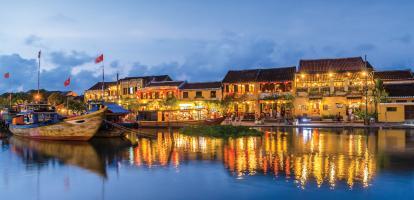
[220,94,235,113]
[68,100,87,113]
[354,109,377,120]
[181,125,263,138]
[162,96,178,109]
[47,92,65,105]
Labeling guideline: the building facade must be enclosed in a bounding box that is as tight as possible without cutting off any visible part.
[84,81,118,102]
[294,57,375,120]
[222,67,296,119]
[119,75,171,100]
[375,70,414,122]
[136,80,185,110]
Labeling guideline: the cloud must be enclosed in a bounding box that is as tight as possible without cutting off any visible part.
[47,13,77,24]
[0,51,104,94]
[394,34,412,44]
[24,35,44,47]
[355,43,376,52]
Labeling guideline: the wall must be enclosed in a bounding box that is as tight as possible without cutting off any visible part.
[378,103,405,122]
[180,89,222,101]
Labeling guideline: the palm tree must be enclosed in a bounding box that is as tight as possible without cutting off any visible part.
[372,79,389,118]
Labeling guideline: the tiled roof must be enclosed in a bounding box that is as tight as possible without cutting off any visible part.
[222,69,260,83]
[222,66,296,83]
[181,81,222,90]
[87,82,117,91]
[257,67,296,82]
[146,81,185,87]
[384,83,414,97]
[299,57,372,73]
[120,75,172,82]
[374,70,414,81]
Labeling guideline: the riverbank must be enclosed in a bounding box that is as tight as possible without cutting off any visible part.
[223,121,414,129]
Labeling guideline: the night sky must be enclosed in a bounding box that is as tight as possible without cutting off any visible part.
[0,0,413,94]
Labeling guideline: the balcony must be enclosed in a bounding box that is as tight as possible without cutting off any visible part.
[334,87,346,96]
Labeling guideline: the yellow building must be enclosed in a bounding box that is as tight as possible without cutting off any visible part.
[222,67,296,119]
[84,81,118,102]
[294,57,375,120]
[136,80,185,110]
[119,75,171,99]
[375,70,414,122]
[179,81,223,117]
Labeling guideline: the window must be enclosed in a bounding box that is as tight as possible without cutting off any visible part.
[183,92,189,98]
[225,85,229,92]
[195,91,203,98]
[323,105,329,110]
[155,92,160,99]
[129,87,134,94]
[211,91,216,98]
[234,85,238,93]
[386,107,397,112]
[245,84,249,92]
[123,88,128,95]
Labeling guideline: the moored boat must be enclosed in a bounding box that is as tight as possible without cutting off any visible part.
[9,104,106,141]
[87,101,136,137]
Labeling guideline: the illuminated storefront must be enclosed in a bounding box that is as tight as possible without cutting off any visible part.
[294,57,375,120]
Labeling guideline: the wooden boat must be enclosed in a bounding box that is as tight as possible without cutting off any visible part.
[9,105,106,141]
[87,101,136,137]
[138,116,226,128]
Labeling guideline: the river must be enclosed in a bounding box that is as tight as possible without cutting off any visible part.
[1,128,414,199]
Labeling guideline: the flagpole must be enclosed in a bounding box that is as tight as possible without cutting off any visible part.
[8,75,11,108]
[38,50,41,96]
[102,58,105,101]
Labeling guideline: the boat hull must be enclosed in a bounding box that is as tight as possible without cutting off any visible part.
[9,108,106,141]
[138,117,225,128]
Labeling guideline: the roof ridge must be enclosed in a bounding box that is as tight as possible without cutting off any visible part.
[300,56,363,62]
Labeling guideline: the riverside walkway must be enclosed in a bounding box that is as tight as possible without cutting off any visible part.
[224,121,414,129]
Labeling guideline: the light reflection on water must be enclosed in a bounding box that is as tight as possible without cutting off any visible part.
[1,128,414,199]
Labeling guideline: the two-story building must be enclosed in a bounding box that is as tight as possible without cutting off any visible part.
[84,81,118,102]
[222,67,296,118]
[136,80,186,110]
[375,70,414,122]
[179,81,223,117]
[119,75,172,100]
[294,57,375,120]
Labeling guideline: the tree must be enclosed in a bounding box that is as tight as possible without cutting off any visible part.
[220,93,235,114]
[162,96,178,110]
[68,100,87,114]
[372,79,389,118]
[47,92,65,106]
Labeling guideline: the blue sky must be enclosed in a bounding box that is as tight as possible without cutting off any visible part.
[0,0,413,94]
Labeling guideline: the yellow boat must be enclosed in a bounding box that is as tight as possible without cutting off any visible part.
[9,105,106,141]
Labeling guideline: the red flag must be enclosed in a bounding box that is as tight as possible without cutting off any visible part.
[95,54,104,64]
[64,77,70,87]
[4,72,9,79]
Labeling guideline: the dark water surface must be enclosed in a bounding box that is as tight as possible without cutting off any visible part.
[1,128,414,200]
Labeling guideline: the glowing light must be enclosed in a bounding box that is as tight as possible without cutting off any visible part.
[329,73,334,77]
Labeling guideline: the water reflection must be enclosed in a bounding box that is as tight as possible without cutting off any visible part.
[3,128,414,191]
[129,128,414,189]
